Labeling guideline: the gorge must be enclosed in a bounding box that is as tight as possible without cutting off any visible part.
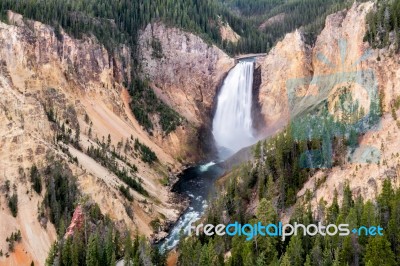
[2,1,400,265]
[160,58,260,250]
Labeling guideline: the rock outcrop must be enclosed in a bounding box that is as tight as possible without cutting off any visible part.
[257,1,400,210]
[138,23,234,126]
[258,29,312,135]
[65,206,84,238]
[219,21,241,44]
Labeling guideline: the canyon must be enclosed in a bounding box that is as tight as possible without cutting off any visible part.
[1,1,400,264]
[0,11,232,265]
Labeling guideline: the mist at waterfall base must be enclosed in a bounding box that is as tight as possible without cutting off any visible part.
[212,59,258,159]
[159,59,258,252]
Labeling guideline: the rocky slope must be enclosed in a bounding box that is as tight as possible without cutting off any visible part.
[0,12,233,265]
[219,20,241,44]
[256,1,400,211]
[257,28,312,135]
[138,23,233,126]
[297,1,400,210]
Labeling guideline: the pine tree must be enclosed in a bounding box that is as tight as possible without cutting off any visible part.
[257,198,277,224]
[45,242,58,266]
[60,238,72,266]
[341,182,354,216]
[332,248,340,266]
[123,233,133,266]
[304,255,311,266]
[285,235,303,266]
[280,253,291,266]
[86,233,100,266]
[378,179,394,227]
[327,189,339,223]
[364,236,396,266]
[105,230,116,266]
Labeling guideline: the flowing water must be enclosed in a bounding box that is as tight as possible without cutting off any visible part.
[159,59,258,251]
[159,162,223,251]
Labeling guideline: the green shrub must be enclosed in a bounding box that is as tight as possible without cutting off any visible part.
[8,194,18,217]
[30,165,42,194]
[134,138,158,164]
[119,185,134,201]
[129,79,182,135]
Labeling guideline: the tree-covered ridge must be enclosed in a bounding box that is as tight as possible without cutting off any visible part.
[0,0,268,56]
[178,179,400,266]
[365,0,400,50]
[175,88,388,265]
[219,0,283,17]
[0,0,369,57]
[220,0,371,47]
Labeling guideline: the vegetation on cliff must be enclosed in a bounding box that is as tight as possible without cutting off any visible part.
[219,0,371,46]
[128,79,183,135]
[0,0,370,57]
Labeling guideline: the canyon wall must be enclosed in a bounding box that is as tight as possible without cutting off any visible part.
[138,23,234,126]
[257,2,400,211]
[137,23,234,160]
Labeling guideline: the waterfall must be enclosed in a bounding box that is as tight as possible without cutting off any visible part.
[159,59,257,252]
[212,60,257,158]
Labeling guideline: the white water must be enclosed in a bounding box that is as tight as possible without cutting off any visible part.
[159,195,209,251]
[159,202,202,251]
[212,60,257,158]
[199,161,216,172]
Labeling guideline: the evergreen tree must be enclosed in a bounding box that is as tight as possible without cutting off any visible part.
[86,233,100,266]
[285,235,304,266]
[364,236,396,266]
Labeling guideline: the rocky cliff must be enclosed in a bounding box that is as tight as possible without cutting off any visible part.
[138,23,234,126]
[258,29,312,135]
[137,23,234,159]
[257,1,400,211]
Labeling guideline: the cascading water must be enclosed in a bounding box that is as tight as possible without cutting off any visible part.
[159,59,258,252]
[212,59,257,158]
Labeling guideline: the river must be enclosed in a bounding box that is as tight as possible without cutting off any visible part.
[159,58,258,252]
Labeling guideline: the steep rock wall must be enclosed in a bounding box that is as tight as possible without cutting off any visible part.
[257,1,400,211]
[138,23,234,126]
[0,12,185,265]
